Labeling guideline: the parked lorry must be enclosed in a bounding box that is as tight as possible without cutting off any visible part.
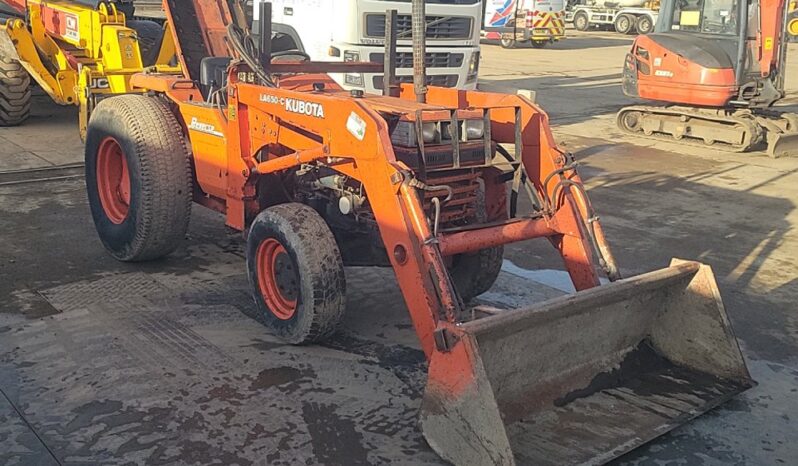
[483,0,567,48]
[566,0,659,35]
[253,0,482,94]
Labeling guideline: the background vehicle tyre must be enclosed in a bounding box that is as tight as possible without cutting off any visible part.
[574,12,590,31]
[246,203,346,344]
[501,36,517,49]
[0,57,30,126]
[531,40,548,48]
[614,14,634,35]
[85,95,192,262]
[636,15,653,35]
[127,20,164,66]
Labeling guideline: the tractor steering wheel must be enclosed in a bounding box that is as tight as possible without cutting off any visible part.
[271,49,311,61]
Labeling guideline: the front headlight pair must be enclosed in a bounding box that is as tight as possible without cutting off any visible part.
[391,119,485,147]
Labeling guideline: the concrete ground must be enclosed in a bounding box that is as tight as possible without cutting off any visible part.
[1,29,797,465]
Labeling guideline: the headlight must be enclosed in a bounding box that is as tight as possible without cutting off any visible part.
[421,122,439,144]
[467,51,480,83]
[343,51,364,87]
[390,121,440,146]
[464,119,485,139]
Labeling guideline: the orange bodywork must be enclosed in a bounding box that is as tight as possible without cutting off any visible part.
[625,35,738,107]
[130,66,614,358]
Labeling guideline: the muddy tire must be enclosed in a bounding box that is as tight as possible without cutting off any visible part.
[0,57,30,126]
[449,246,504,302]
[246,203,346,344]
[85,95,192,262]
[127,20,163,66]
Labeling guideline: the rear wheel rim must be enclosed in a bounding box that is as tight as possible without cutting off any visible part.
[96,137,131,224]
[256,238,299,320]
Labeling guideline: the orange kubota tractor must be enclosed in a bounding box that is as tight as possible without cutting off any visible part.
[83,0,753,464]
[619,0,798,157]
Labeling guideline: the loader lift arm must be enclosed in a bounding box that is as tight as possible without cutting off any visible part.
[85,1,755,465]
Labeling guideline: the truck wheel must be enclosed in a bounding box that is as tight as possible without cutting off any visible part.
[449,246,504,302]
[635,15,653,35]
[85,95,192,262]
[574,12,590,31]
[127,20,164,66]
[614,14,634,34]
[531,40,548,49]
[0,57,30,126]
[246,203,346,344]
[500,35,517,49]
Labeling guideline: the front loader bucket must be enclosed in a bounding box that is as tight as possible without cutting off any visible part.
[420,260,753,466]
[768,131,798,158]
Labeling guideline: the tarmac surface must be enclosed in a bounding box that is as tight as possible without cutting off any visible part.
[2,29,798,465]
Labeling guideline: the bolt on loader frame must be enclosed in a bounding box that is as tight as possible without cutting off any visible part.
[83,1,753,464]
[0,0,180,135]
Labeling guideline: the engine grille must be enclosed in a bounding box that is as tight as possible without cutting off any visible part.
[365,14,473,39]
[369,52,465,69]
[423,171,481,225]
[373,74,459,89]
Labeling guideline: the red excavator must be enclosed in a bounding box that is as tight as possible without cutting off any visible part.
[619,0,798,157]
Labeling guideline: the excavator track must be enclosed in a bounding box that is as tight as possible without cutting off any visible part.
[617,105,763,152]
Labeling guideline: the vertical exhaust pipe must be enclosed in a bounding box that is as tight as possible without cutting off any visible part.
[412,0,427,103]
[259,2,272,74]
[384,9,400,97]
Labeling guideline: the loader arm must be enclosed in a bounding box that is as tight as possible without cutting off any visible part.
[112,2,753,464]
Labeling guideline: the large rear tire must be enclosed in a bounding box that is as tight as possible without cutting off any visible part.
[85,95,192,262]
[0,57,30,126]
[246,203,346,344]
[127,20,164,66]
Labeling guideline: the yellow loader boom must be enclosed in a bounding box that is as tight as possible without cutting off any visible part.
[0,0,179,136]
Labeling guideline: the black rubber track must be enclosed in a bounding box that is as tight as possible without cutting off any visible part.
[246,203,346,344]
[85,95,192,262]
[0,57,30,126]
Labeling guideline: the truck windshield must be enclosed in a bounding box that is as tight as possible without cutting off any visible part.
[667,0,741,35]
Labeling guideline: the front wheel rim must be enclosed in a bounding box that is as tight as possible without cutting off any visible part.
[96,137,131,224]
[256,238,299,320]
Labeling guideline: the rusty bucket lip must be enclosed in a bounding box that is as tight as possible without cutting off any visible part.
[460,261,701,337]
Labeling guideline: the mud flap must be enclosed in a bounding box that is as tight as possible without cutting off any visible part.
[767,131,798,158]
[420,260,753,466]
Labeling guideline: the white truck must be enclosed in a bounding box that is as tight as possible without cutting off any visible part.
[253,0,482,94]
[483,0,567,49]
[565,0,659,35]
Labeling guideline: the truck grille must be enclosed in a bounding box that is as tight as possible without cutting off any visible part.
[369,52,464,69]
[373,74,459,89]
[365,14,473,39]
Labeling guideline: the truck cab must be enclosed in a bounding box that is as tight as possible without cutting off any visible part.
[253,0,482,94]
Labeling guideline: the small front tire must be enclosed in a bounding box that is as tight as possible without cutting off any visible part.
[246,203,346,344]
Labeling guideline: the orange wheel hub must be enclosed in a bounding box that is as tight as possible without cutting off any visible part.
[96,137,131,224]
[256,238,299,320]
